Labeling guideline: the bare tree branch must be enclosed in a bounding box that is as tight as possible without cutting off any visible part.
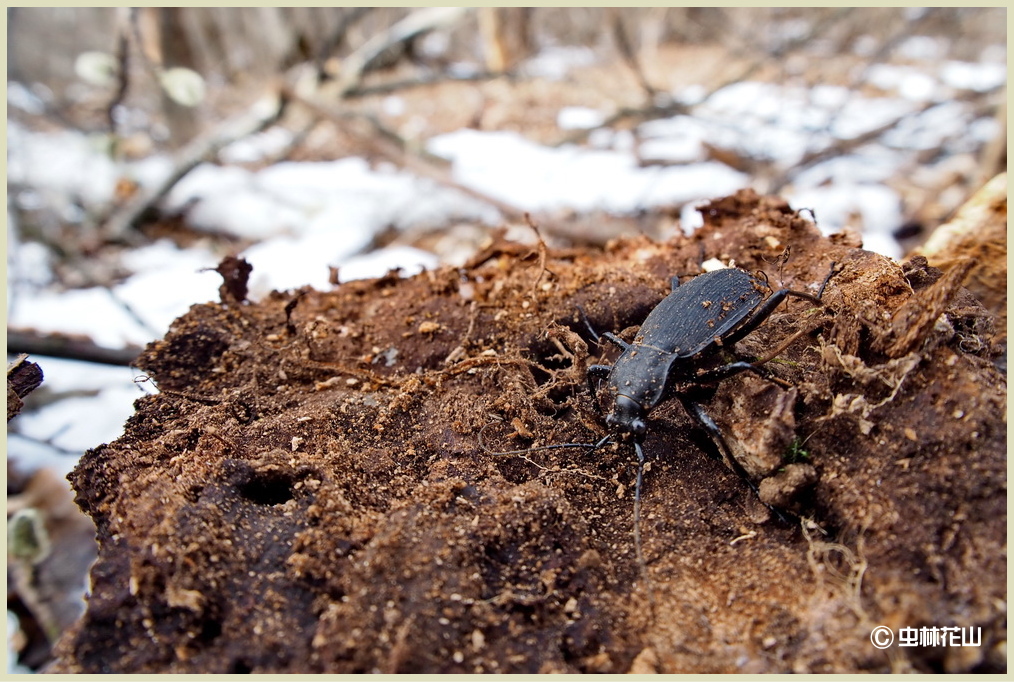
[333,7,472,97]
[342,70,505,99]
[556,7,856,147]
[7,330,144,367]
[770,92,1002,194]
[608,8,657,99]
[106,8,132,136]
[101,89,288,240]
[314,7,375,82]
[282,85,529,226]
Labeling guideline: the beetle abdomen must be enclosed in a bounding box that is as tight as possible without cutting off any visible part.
[636,268,764,357]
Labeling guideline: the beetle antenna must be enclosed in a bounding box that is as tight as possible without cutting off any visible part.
[575,305,601,344]
[632,440,656,610]
[633,440,646,580]
[479,422,612,456]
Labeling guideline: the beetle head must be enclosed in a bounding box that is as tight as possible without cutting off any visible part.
[607,395,647,441]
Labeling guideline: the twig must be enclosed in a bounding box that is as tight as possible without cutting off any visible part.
[608,8,657,99]
[555,100,690,147]
[106,289,163,339]
[101,88,288,240]
[7,329,144,367]
[523,213,550,297]
[7,430,82,456]
[107,8,132,136]
[283,86,529,224]
[342,70,506,99]
[461,227,539,271]
[556,8,855,148]
[333,7,472,97]
[314,7,375,82]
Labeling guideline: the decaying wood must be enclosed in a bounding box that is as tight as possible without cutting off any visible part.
[7,354,44,421]
[912,172,1007,335]
[50,190,1006,674]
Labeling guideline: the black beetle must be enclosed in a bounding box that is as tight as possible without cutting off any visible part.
[581,264,835,570]
[483,263,836,582]
[587,266,833,445]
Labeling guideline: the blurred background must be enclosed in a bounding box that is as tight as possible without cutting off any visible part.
[5,7,1007,671]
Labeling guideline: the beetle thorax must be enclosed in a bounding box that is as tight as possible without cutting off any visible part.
[609,346,679,412]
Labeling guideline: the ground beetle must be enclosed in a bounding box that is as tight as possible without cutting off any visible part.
[580,264,836,571]
[483,263,836,581]
[587,265,834,447]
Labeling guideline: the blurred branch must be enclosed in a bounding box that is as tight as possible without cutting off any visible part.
[977,94,1006,186]
[342,70,505,99]
[7,329,144,367]
[770,91,1003,194]
[608,8,657,99]
[106,9,132,135]
[314,7,375,82]
[768,101,936,193]
[817,8,945,151]
[283,85,528,225]
[555,100,691,147]
[556,7,855,147]
[101,89,288,240]
[332,7,472,96]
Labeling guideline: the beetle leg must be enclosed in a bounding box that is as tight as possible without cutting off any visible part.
[722,263,838,348]
[817,261,838,299]
[679,397,794,525]
[680,397,749,478]
[601,332,632,352]
[693,360,789,387]
[587,364,611,411]
[719,287,820,347]
[670,274,681,291]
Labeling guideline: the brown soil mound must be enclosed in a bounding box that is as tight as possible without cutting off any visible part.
[51,190,1006,673]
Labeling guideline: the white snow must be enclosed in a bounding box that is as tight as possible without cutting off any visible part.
[521,45,597,80]
[7,124,120,216]
[867,64,939,101]
[218,125,295,165]
[940,60,1006,92]
[428,129,749,213]
[338,245,438,283]
[9,286,157,348]
[786,184,904,259]
[557,106,606,130]
[113,240,223,333]
[896,35,948,61]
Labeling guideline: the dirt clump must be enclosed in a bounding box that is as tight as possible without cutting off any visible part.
[51,189,1006,673]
